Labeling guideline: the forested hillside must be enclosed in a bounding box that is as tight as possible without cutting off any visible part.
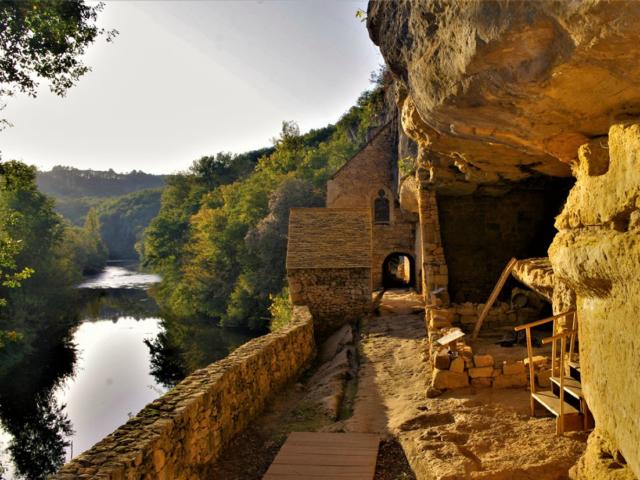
[36,167,167,259]
[142,81,387,332]
[37,167,165,198]
[97,189,162,259]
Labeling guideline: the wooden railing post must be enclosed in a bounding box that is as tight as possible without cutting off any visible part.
[551,318,557,378]
[559,335,566,435]
[525,326,535,416]
[569,312,577,362]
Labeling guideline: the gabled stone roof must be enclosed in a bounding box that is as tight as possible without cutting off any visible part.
[286,208,372,269]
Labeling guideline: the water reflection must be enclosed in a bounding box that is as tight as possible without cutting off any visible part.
[0,264,256,479]
[0,302,77,480]
[146,316,253,389]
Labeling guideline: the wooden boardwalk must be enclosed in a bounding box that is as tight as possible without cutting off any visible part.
[263,432,380,480]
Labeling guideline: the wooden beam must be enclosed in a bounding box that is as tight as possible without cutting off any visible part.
[472,257,518,340]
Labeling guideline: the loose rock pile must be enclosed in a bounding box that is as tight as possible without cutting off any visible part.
[426,307,552,395]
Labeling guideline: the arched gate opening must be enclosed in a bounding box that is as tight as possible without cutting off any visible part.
[382,253,416,289]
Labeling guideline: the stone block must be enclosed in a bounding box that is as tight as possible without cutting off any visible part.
[433,350,451,370]
[471,377,492,388]
[459,345,473,357]
[524,355,548,369]
[537,368,552,388]
[430,316,452,329]
[474,354,494,368]
[460,314,477,325]
[449,357,465,373]
[468,366,494,378]
[493,373,528,388]
[503,361,525,376]
[430,308,455,323]
[432,369,469,390]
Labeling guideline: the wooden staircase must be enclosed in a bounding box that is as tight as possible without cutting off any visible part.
[515,311,593,435]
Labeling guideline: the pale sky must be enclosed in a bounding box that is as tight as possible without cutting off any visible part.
[0,1,381,174]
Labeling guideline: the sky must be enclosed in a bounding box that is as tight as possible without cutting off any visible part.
[0,1,381,174]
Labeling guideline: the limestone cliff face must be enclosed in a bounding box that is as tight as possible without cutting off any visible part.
[368,1,640,478]
[550,123,640,478]
[368,0,640,189]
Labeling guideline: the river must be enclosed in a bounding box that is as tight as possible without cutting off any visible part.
[0,263,255,479]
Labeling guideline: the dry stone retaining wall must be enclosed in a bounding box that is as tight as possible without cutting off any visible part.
[52,306,316,480]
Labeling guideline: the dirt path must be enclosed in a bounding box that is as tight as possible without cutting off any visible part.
[344,289,587,480]
[205,293,416,479]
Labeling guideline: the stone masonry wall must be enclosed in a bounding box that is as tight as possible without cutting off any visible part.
[289,268,371,338]
[326,123,396,209]
[417,187,448,305]
[437,184,572,304]
[52,306,316,480]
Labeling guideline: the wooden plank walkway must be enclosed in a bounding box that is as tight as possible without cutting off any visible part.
[263,432,380,480]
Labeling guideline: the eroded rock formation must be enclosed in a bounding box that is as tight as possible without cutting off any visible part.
[368,1,640,478]
[550,123,640,479]
[369,0,640,190]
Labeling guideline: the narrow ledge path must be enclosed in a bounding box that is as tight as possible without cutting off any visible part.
[343,289,587,480]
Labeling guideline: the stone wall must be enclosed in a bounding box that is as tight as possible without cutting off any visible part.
[326,122,397,209]
[437,183,572,304]
[417,187,448,305]
[550,123,640,479]
[289,268,371,338]
[52,306,316,480]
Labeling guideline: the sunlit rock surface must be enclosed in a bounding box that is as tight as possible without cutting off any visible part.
[368,0,640,190]
[368,1,640,478]
[550,123,640,479]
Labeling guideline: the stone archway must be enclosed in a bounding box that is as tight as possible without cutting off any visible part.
[382,252,416,289]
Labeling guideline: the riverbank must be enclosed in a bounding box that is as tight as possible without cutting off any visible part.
[0,263,256,480]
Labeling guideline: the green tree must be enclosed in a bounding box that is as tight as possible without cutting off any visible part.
[81,208,107,273]
[0,1,115,107]
[0,161,75,352]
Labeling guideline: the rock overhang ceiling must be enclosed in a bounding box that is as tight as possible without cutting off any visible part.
[368,0,640,190]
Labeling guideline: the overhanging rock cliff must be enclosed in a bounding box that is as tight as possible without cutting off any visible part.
[368,0,640,189]
[368,1,640,478]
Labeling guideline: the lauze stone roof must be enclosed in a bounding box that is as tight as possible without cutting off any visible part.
[287,208,372,269]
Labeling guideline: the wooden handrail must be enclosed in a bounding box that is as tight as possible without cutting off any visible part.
[559,334,567,434]
[541,330,578,345]
[514,311,576,332]
[472,257,517,340]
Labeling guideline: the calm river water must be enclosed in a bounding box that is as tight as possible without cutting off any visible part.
[0,263,255,479]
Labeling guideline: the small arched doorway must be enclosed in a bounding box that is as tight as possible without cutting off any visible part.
[382,253,416,289]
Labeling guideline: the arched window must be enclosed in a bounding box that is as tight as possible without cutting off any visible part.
[374,189,390,223]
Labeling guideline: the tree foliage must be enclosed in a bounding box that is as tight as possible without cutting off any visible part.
[0,160,107,353]
[0,1,115,99]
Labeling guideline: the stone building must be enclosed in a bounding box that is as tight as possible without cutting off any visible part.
[326,122,419,291]
[286,208,372,337]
